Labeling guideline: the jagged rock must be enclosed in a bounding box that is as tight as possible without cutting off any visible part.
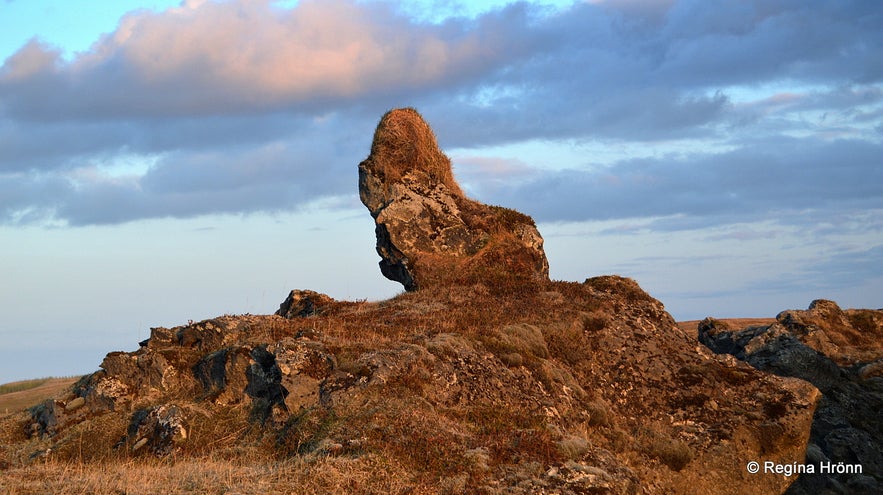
[276,290,335,318]
[191,346,252,404]
[698,303,883,494]
[124,404,188,455]
[268,338,336,412]
[26,400,60,439]
[245,345,289,422]
[358,107,549,291]
[776,299,883,366]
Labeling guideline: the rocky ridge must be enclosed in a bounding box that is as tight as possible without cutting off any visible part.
[699,301,883,494]
[0,108,829,494]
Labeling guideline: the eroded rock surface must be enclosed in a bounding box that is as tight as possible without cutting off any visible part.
[699,300,883,494]
[358,107,549,291]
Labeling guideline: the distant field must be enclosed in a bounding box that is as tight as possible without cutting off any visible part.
[0,377,80,416]
[677,318,776,334]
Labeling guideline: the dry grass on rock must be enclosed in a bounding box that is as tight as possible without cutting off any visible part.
[367,107,462,196]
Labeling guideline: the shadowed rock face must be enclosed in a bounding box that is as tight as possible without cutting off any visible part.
[358,107,549,291]
[699,300,883,495]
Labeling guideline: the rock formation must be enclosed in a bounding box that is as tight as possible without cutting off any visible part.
[358,107,548,291]
[275,289,335,319]
[0,108,835,494]
[699,300,883,494]
[7,279,821,494]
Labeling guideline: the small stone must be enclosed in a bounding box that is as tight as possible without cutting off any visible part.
[132,437,148,451]
[64,397,86,412]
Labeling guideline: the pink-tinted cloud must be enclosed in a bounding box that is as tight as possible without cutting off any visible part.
[1,0,524,119]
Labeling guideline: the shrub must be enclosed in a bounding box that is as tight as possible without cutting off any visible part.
[637,425,694,471]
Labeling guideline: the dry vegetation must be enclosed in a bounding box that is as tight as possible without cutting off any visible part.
[0,455,427,495]
[366,107,462,196]
[0,279,811,494]
[0,281,633,493]
[0,378,80,417]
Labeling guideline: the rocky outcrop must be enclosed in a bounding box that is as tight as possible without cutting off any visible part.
[17,314,340,457]
[358,107,549,291]
[0,108,831,494]
[776,299,883,367]
[276,290,335,319]
[699,300,883,494]
[4,279,822,494]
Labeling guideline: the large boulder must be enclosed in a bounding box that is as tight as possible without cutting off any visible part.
[358,107,549,291]
[698,303,883,495]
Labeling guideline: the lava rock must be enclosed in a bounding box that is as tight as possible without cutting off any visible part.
[358,108,549,291]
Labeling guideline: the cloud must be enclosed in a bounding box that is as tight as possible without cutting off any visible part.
[0,0,533,120]
[0,0,880,226]
[805,244,883,290]
[485,137,883,228]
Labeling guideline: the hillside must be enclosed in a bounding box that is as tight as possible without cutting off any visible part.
[0,378,80,417]
[2,108,878,494]
[2,280,820,494]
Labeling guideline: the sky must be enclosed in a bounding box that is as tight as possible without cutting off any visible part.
[1,0,881,383]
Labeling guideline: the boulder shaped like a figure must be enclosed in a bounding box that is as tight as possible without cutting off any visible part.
[358,108,549,291]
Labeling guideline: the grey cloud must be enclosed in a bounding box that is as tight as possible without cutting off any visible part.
[423,0,882,146]
[805,244,883,291]
[481,137,883,227]
[0,111,376,225]
[0,172,70,224]
[736,243,883,297]
[0,0,881,226]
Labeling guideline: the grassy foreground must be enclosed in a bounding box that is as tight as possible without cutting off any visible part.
[0,454,433,495]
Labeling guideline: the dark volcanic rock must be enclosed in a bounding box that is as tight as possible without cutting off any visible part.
[358,107,549,291]
[124,404,188,455]
[699,301,883,494]
[276,290,335,318]
[26,400,60,439]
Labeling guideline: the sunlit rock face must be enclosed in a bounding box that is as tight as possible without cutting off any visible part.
[358,107,549,291]
[699,301,883,494]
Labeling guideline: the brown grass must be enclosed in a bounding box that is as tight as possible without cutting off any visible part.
[636,423,694,472]
[367,108,462,195]
[0,378,79,417]
[0,455,428,495]
[677,318,775,334]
